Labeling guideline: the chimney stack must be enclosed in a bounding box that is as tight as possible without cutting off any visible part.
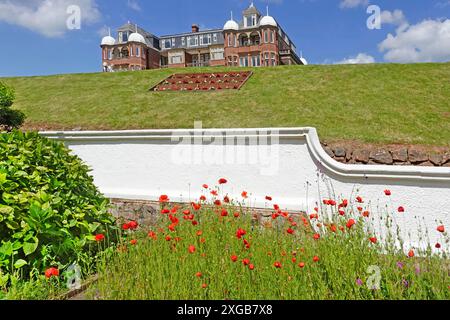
[191,24,199,33]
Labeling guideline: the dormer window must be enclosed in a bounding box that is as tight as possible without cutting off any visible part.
[245,14,257,28]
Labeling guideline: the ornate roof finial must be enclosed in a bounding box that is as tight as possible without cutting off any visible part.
[266,5,269,16]
[231,11,233,21]
[108,27,111,37]
[135,24,138,33]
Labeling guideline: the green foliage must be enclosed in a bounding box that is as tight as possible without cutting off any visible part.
[0,82,25,130]
[0,131,117,285]
[0,82,15,108]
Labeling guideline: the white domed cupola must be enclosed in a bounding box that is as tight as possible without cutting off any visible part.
[223,12,239,31]
[128,25,146,44]
[101,28,116,46]
[260,6,277,27]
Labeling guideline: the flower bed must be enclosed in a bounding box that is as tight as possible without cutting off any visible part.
[88,180,449,300]
[150,72,253,92]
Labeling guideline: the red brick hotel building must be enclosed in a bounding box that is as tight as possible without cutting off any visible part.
[100,3,307,72]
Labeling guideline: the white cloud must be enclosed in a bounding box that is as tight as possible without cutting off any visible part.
[381,10,407,27]
[0,0,100,38]
[379,19,450,63]
[127,0,141,11]
[335,53,375,64]
[339,0,369,9]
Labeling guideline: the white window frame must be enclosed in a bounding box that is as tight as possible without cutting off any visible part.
[213,33,217,42]
[172,38,175,47]
[181,37,185,46]
[136,47,140,57]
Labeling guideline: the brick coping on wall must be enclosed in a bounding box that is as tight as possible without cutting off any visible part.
[322,142,450,167]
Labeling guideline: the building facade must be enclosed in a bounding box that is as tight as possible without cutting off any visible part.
[100,3,306,72]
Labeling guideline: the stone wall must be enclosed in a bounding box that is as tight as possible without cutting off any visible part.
[323,143,450,167]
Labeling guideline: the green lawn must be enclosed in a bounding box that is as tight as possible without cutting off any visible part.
[2,63,450,146]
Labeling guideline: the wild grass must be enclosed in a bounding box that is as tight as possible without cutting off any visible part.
[89,183,450,300]
[2,63,450,146]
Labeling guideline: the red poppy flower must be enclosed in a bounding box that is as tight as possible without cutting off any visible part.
[313,256,320,263]
[192,221,198,226]
[274,262,282,269]
[45,267,59,279]
[272,213,279,220]
[95,234,105,242]
[196,272,202,278]
[328,200,337,206]
[273,204,280,211]
[292,257,297,263]
[310,213,318,220]
[408,250,415,258]
[340,199,349,208]
[398,206,405,213]
[356,196,364,203]
[357,207,363,212]
[231,255,238,262]
[196,230,203,236]
[202,283,207,289]
[214,200,222,206]
[192,203,201,211]
[130,239,137,246]
[221,209,228,217]
[234,212,240,218]
[148,231,157,239]
[437,225,445,233]
[159,195,169,203]
[122,223,130,230]
[202,184,209,189]
[224,196,230,203]
[161,209,170,214]
[199,195,207,201]
[287,228,295,235]
[338,210,345,216]
[384,190,392,196]
[314,207,319,212]
[313,233,321,240]
[346,219,356,229]
[363,211,370,218]
[128,221,138,230]
[242,258,250,266]
[369,237,377,244]
[218,178,228,185]
[168,223,176,232]
[188,245,196,254]
[165,235,172,241]
[249,264,255,271]
[236,228,247,239]
[298,262,305,269]
[241,191,248,199]
[435,243,441,249]
[211,190,218,196]
[265,196,273,201]
[330,225,337,233]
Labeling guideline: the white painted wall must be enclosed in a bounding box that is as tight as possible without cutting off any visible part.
[41,128,450,252]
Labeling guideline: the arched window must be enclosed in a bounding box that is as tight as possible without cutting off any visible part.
[249,32,260,46]
[121,47,129,58]
[113,48,120,59]
[239,34,249,46]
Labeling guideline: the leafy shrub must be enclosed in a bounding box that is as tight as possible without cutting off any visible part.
[0,82,25,131]
[0,131,117,285]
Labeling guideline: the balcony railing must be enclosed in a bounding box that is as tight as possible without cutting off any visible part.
[187,61,211,67]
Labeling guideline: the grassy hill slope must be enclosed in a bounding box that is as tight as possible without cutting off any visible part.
[2,63,450,146]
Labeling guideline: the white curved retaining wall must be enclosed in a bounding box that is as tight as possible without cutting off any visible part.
[41,128,450,251]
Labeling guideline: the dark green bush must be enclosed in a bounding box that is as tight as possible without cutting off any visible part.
[0,82,25,131]
[0,131,117,285]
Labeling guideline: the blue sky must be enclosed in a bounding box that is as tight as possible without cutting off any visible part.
[0,0,449,77]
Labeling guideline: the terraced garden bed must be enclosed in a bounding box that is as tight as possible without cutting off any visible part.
[150,71,253,92]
